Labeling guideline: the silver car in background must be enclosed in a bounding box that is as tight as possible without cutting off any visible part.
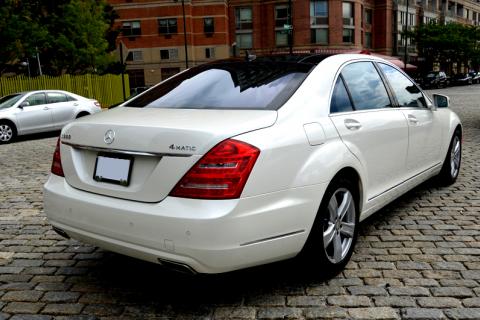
[0,90,102,143]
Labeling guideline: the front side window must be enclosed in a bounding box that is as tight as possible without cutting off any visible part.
[122,21,141,36]
[127,62,313,110]
[158,18,178,34]
[0,94,24,109]
[341,62,391,110]
[331,77,354,113]
[26,93,46,106]
[378,63,426,108]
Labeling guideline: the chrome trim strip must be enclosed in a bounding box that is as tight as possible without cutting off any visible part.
[240,230,305,246]
[368,162,442,201]
[62,142,192,157]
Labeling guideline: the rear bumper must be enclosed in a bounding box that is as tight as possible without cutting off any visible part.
[44,175,326,273]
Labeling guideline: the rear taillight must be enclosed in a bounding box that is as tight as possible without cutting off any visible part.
[170,139,260,199]
[51,137,64,177]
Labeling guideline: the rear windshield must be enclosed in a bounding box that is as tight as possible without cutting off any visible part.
[125,61,313,110]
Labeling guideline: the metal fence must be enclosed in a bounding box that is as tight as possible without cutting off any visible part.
[0,74,129,108]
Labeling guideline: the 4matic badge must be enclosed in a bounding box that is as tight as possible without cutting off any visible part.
[169,144,196,152]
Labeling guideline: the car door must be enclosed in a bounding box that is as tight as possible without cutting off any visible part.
[329,62,409,201]
[15,92,54,134]
[378,63,443,176]
[47,92,77,129]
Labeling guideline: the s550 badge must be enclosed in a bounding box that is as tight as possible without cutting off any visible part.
[169,144,196,152]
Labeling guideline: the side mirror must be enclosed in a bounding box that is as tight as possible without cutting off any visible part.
[432,94,449,108]
[19,101,30,108]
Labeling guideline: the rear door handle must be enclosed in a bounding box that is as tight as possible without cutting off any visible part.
[407,114,418,125]
[344,119,362,130]
[43,106,50,110]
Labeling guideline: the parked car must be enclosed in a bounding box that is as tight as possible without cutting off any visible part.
[421,71,450,89]
[469,71,480,84]
[0,90,101,143]
[44,54,462,275]
[452,73,473,86]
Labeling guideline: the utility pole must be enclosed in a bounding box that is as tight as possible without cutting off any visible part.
[119,44,127,101]
[288,0,293,54]
[181,0,189,68]
[36,47,43,76]
[404,0,409,70]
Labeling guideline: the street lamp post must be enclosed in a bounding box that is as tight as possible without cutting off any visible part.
[175,0,189,69]
[404,0,409,70]
[288,0,293,54]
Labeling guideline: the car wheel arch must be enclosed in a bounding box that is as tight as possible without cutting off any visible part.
[0,118,18,134]
[75,111,90,119]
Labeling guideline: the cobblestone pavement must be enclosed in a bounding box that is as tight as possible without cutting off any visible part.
[0,85,479,320]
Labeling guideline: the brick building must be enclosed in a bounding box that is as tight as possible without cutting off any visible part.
[110,0,480,88]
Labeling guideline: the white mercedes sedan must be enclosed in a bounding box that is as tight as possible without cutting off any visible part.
[43,54,462,275]
[0,90,101,143]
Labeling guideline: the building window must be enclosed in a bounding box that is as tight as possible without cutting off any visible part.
[122,21,141,36]
[236,33,253,49]
[235,7,253,30]
[205,47,215,59]
[343,28,354,43]
[365,32,372,48]
[126,50,143,61]
[275,5,289,47]
[158,18,178,34]
[161,67,180,81]
[275,5,289,28]
[310,1,328,44]
[128,69,145,90]
[235,7,253,49]
[343,2,354,26]
[204,17,214,33]
[311,28,328,44]
[310,0,328,25]
[160,48,179,60]
[365,9,372,25]
[275,31,289,47]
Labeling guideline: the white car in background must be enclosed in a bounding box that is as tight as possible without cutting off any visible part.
[43,54,462,275]
[0,90,102,143]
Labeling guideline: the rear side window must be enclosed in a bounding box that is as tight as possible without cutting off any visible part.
[331,76,354,113]
[341,62,391,111]
[47,93,68,104]
[378,63,426,108]
[126,62,313,110]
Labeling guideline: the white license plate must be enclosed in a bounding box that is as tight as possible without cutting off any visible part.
[94,154,133,186]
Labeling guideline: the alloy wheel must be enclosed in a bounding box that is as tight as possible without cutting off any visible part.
[323,188,356,264]
[450,135,461,178]
[0,124,13,142]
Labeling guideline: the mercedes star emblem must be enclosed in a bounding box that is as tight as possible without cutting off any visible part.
[104,129,115,144]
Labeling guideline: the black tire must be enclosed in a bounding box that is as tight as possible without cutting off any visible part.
[438,130,462,185]
[0,121,17,144]
[301,176,359,277]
